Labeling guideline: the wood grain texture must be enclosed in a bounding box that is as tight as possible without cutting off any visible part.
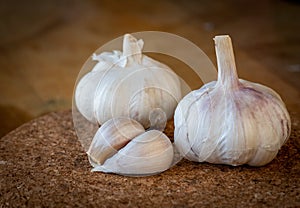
[0,0,299,137]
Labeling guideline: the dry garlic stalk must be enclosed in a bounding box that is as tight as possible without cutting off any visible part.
[75,34,182,127]
[174,35,291,166]
[87,117,174,176]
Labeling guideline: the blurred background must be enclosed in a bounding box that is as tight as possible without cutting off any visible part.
[0,0,299,137]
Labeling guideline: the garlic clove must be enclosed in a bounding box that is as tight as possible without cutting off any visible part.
[92,129,174,176]
[75,71,104,123]
[148,108,167,131]
[174,81,216,160]
[75,50,123,123]
[87,117,145,165]
[174,35,291,166]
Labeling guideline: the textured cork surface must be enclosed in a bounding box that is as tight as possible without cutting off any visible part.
[1,110,299,207]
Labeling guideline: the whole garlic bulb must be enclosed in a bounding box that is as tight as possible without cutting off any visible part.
[174,35,291,166]
[87,117,174,176]
[75,34,182,127]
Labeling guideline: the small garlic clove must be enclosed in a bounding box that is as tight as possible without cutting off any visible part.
[75,51,123,123]
[174,81,216,160]
[87,117,145,165]
[148,108,167,131]
[75,71,104,123]
[92,130,174,176]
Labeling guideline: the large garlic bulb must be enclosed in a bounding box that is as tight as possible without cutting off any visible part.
[75,34,182,127]
[174,35,291,166]
[87,117,174,176]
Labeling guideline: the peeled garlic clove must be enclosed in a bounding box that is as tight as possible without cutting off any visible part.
[87,117,145,165]
[88,117,174,176]
[174,35,291,166]
[75,34,182,127]
[92,130,174,176]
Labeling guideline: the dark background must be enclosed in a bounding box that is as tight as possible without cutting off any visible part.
[0,0,299,137]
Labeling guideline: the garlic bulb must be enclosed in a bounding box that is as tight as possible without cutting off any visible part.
[75,34,182,127]
[87,117,174,176]
[174,35,291,166]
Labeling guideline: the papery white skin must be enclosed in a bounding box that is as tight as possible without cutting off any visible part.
[75,34,182,127]
[87,117,145,165]
[174,35,291,166]
[87,117,174,176]
[75,50,123,123]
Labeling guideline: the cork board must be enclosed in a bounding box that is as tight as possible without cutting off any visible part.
[0,110,299,207]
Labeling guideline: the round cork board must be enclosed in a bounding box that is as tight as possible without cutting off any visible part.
[0,110,299,207]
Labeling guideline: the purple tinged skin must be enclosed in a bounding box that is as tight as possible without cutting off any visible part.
[174,35,291,166]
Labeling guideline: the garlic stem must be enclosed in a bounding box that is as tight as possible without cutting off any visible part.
[123,34,143,65]
[214,35,239,89]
